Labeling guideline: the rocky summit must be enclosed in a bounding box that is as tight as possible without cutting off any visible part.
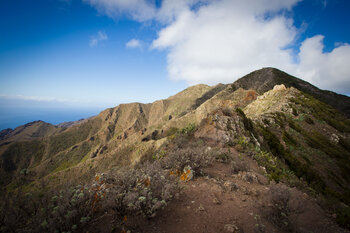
[1,68,350,233]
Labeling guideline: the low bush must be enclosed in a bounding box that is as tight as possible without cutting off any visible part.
[305,116,314,124]
[1,184,96,233]
[231,156,249,174]
[161,147,214,176]
[235,136,249,151]
[0,161,179,232]
[336,206,350,229]
[265,185,294,232]
[215,152,230,163]
[105,161,178,221]
[179,123,196,135]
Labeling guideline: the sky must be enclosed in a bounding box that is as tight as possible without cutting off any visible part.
[0,0,350,129]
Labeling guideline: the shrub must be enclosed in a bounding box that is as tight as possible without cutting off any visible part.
[305,116,314,124]
[105,161,178,220]
[265,185,294,232]
[215,152,230,163]
[179,123,196,135]
[231,156,249,174]
[161,147,214,176]
[0,184,95,233]
[236,136,249,151]
[253,150,280,180]
[336,206,350,229]
[0,161,179,232]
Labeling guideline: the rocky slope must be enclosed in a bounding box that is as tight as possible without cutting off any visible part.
[232,67,350,117]
[1,68,350,232]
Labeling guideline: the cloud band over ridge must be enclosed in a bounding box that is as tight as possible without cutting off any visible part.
[85,0,350,94]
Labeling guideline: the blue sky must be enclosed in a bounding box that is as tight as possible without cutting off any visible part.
[0,0,350,129]
[0,0,184,107]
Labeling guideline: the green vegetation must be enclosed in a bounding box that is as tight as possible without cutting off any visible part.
[255,108,350,212]
[258,125,326,192]
[291,93,350,133]
[48,118,101,156]
[52,142,93,173]
[179,123,196,135]
[235,108,254,133]
[336,206,350,229]
[282,131,298,146]
[304,130,347,159]
[253,149,296,183]
[1,140,45,173]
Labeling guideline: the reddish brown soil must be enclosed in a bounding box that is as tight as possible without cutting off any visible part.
[127,149,348,233]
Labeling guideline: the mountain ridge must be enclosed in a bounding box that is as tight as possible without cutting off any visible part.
[232,67,350,117]
[1,68,350,232]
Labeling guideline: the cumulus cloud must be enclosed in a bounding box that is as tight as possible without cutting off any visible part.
[126,39,142,48]
[85,0,350,94]
[152,0,300,84]
[295,35,350,93]
[89,31,108,47]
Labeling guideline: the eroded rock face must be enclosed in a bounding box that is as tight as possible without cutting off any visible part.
[195,109,249,145]
[273,84,286,91]
[244,86,300,119]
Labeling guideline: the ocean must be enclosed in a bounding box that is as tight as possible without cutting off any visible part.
[0,107,103,130]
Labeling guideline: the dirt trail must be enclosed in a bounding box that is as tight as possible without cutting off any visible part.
[130,149,348,233]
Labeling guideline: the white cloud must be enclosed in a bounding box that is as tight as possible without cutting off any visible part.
[126,39,142,48]
[83,0,156,21]
[85,0,350,94]
[152,0,300,84]
[89,31,108,47]
[295,36,350,93]
[0,95,69,103]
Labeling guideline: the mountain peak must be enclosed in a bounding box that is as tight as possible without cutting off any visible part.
[232,67,350,117]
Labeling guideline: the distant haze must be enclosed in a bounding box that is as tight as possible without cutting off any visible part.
[0,107,102,130]
[0,97,104,130]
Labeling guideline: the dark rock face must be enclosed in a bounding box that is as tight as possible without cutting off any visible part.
[90,149,98,158]
[90,145,108,158]
[231,67,350,117]
[151,130,159,140]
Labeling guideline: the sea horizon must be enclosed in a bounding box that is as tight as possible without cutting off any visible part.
[0,107,103,130]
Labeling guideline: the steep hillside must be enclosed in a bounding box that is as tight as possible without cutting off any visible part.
[0,84,219,190]
[232,67,350,117]
[244,85,350,203]
[0,120,60,144]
